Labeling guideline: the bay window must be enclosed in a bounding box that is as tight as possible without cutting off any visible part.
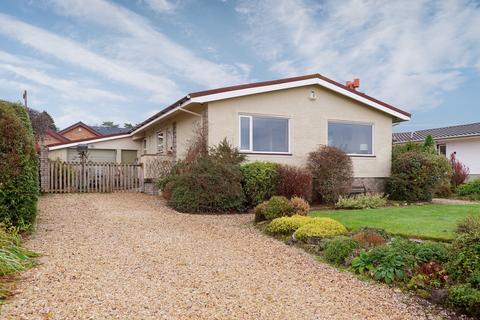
[239,115,290,153]
[328,121,374,156]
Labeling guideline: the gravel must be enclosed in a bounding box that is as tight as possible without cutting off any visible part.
[2,193,448,319]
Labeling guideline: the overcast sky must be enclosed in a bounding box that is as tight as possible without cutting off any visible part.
[0,0,479,131]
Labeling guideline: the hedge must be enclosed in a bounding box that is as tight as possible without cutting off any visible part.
[0,100,38,230]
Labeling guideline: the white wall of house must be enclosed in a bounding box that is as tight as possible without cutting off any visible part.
[207,85,396,178]
[438,137,480,179]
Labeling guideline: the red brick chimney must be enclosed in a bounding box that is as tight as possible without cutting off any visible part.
[346,78,360,90]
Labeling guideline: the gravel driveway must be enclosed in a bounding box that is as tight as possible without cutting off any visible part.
[2,193,443,319]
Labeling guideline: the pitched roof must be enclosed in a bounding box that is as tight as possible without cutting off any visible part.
[132,73,411,133]
[58,121,101,136]
[393,122,480,143]
[90,126,130,136]
[45,128,70,144]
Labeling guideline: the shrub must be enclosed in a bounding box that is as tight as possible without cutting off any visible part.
[324,236,358,265]
[450,153,469,189]
[457,179,480,200]
[445,232,480,287]
[352,244,412,284]
[447,284,480,317]
[168,156,245,213]
[387,151,452,202]
[0,101,38,230]
[209,138,246,165]
[414,241,448,263]
[335,193,387,209]
[307,145,353,204]
[352,228,387,249]
[276,165,312,201]
[434,179,452,198]
[262,196,293,220]
[254,201,268,223]
[293,218,347,241]
[265,215,312,235]
[456,215,480,235]
[289,196,310,215]
[392,141,424,160]
[240,162,279,206]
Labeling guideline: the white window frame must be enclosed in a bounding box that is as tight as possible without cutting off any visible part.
[327,120,375,157]
[239,114,291,154]
[142,138,147,155]
[157,131,165,154]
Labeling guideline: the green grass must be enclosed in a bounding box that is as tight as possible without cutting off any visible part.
[310,204,480,241]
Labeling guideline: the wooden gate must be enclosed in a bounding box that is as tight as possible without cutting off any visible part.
[45,161,143,193]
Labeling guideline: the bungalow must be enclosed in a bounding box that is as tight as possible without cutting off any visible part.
[393,122,480,180]
[47,73,411,192]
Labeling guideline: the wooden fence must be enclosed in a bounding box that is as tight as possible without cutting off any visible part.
[45,161,143,193]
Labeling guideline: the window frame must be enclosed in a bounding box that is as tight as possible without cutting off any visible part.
[238,114,291,154]
[327,120,375,157]
[157,131,165,154]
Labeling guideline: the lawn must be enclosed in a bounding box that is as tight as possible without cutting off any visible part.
[310,204,480,241]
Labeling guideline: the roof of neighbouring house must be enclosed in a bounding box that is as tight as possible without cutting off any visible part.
[393,122,480,143]
[90,126,130,135]
[131,73,411,134]
[58,121,102,136]
[45,128,70,143]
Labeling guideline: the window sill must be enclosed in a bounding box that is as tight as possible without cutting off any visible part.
[240,152,292,156]
[348,155,376,158]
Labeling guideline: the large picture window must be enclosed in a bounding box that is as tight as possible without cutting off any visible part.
[239,115,289,153]
[328,121,373,155]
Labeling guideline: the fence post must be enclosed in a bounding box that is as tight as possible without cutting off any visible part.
[39,146,49,192]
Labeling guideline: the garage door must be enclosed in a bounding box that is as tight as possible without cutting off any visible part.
[67,148,116,163]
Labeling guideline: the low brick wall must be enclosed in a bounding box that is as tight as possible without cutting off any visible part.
[353,177,387,193]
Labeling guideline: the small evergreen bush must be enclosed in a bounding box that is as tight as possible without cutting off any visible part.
[352,228,387,249]
[289,196,310,215]
[276,165,312,201]
[0,101,38,230]
[447,284,480,317]
[307,145,353,204]
[335,193,387,209]
[266,215,312,235]
[262,196,293,220]
[387,151,451,202]
[254,201,268,223]
[456,215,480,234]
[240,162,279,206]
[324,236,358,265]
[293,218,347,241]
[445,231,480,286]
[457,179,480,200]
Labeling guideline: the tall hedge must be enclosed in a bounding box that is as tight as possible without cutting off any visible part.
[0,100,38,230]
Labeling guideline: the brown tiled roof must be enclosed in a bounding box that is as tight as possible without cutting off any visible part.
[133,73,411,132]
[393,122,480,143]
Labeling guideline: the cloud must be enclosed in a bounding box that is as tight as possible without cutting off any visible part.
[48,0,250,88]
[140,0,179,13]
[0,52,127,103]
[236,0,480,111]
[0,13,181,104]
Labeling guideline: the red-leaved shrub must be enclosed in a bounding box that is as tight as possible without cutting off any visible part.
[307,145,353,204]
[276,165,312,201]
[450,152,469,188]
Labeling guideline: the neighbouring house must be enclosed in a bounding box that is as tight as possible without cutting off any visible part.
[46,73,411,191]
[393,122,480,180]
[46,122,136,164]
